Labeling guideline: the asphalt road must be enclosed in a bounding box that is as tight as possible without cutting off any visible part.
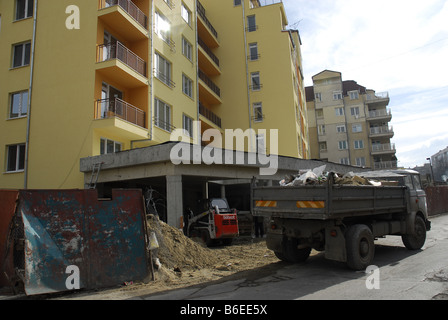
[139,213,448,300]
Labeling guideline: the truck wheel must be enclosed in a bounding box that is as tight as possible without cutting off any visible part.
[345,225,375,271]
[402,215,426,250]
[276,238,311,263]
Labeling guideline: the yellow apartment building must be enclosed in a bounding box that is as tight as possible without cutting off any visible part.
[0,0,308,190]
[306,70,397,170]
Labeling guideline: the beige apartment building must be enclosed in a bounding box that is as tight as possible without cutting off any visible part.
[306,70,397,170]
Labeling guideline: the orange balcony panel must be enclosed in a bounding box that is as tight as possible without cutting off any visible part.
[198,46,220,76]
[98,5,149,42]
[199,80,222,106]
[197,16,219,49]
[96,60,148,89]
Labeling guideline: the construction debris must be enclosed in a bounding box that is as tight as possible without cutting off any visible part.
[279,165,398,187]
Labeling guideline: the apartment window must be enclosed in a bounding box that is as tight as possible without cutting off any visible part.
[6,144,26,172]
[316,109,323,118]
[234,0,242,5]
[249,43,259,61]
[250,72,261,91]
[12,42,31,68]
[15,0,33,21]
[182,37,193,61]
[182,74,193,98]
[100,138,122,155]
[336,125,346,133]
[338,140,348,150]
[319,142,327,152]
[247,15,257,32]
[340,158,350,165]
[351,107,360,117]
[354,140,364,149]
[333,91,343,100]
[163,0,174,9]
[318,125,326,135]
[335,107,344,116]
[10,90,28,118]
[154,53,173,87]
[181,3,191,26]
[349,91,359,100]
[356,157,366,167]
[183,114,193,137]
[315,92,322,102]
[256,134,266,154]
[154,98,172,132]
[155,11,171,43]
[352,123,363,133]
[253,102,263,122]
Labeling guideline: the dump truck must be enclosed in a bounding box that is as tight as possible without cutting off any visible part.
[251,169,431,270]
[184,198,239,246]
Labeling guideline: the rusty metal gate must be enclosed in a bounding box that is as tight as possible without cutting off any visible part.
[2,189,149,296]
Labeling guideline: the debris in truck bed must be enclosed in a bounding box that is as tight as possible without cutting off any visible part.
[279,165,397,187]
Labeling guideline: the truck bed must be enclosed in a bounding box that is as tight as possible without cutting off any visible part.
[252,182,407,220]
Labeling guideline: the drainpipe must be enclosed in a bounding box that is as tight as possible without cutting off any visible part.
[242,0,254,152]
[195,0,200,144]
[24,0,38,189]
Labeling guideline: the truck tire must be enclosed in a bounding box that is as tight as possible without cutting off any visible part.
[345,224,375,271]
[275,238,311,263]
[402,215,426,250]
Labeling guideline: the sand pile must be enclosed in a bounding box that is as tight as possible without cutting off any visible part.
[146,215,220,272]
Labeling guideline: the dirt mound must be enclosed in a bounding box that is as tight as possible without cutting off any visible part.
[146,215,220,271]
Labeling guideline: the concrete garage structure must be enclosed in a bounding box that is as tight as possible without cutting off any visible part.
[80,142,364,228]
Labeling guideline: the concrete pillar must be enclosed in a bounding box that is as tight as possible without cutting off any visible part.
[220,185,226,198]
[166,175,183,228]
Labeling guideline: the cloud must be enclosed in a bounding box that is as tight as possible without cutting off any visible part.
[283,0,448,167]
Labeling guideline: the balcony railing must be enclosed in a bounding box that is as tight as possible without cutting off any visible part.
[198,37,219,67]
[374,161,398,170]
[96,98,146,128]
[101,0,148,29]
[368,108,392,119]
[366,92,389,102]
[98,41,147,77]
[199,102,221,128]
[370,126,394,136]
[197,0,218,39]
[372,143,396,153]
[199,69,221,97]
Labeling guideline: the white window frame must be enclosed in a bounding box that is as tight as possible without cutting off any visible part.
[12,42,31,68]
[247,15,257,32]
[9,90,28,119]
[354,140,364,149]
[250,72,261,91]
[315,92,322,102]
[249,43,259,61]
[351,107,360,117]
[6,144,26,172]
[100,138,122,155]
[155,11,171,43]
[336,125,346,133]
[154,52,173,88]
[352,123,363,133]
[182,36,193,61]
[340,157,350,165]
[318,125,326,135]
[154,98,172,132]
[338,140,348,150]
[333,91,343,100]
[253,102,263,122]
[15,0,33,21]
[182,74,193,98]
[356,157,366,167]
[349,90,359,100]
[181,3,191,26]
[183,114,193,137]
[335,107,344,116]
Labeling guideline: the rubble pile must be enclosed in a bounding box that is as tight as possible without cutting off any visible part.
[279,165,395,187]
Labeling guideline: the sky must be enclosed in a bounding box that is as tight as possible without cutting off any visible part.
[281,0,448,168]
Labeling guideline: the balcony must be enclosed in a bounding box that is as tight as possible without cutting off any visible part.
[374,161,398,170]
[371,143,396,155]
[199,102,222,128]
[197,0,219,48]
[95,98,146,129]
[367,108,392,122]
[98,0,149,41]
[96,42,148,88]
[369,126,394,138]
[198,38,220,76]
[365,91,390,106]
[199,69,222,105]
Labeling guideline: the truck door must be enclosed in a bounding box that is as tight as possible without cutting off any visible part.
[404,174,418,214]
[411,174,428,218]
